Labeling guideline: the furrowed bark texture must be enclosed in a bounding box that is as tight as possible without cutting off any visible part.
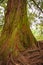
[0,0,37,64]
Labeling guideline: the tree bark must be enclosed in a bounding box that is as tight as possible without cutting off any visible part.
[0,0,37,64]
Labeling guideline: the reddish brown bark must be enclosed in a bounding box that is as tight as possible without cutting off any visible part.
[0,0,37,65]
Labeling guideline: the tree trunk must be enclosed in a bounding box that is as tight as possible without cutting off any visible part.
[0,0,37,64]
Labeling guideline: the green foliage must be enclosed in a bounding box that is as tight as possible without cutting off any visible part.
[40,1,43,9]
[0,0,4,3]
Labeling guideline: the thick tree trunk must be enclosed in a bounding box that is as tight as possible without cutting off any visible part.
[0,0,37,64]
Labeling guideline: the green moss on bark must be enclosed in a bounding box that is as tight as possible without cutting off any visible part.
[0,0,37,58]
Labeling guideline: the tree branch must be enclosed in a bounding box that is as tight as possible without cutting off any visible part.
[0,0,4,3]
[32,0,43,13]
